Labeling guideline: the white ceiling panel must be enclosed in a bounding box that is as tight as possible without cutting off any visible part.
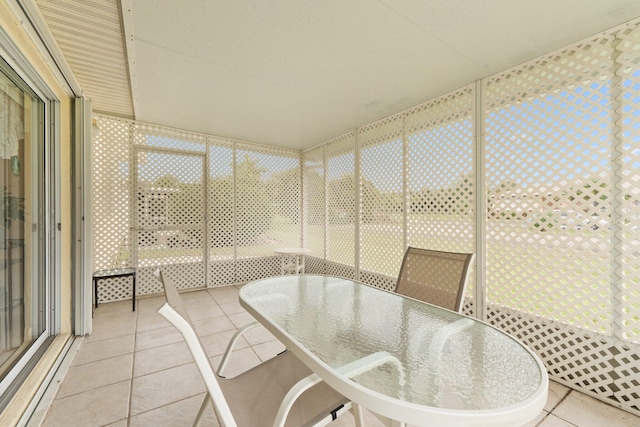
[36,0,134,117]
[36,0,640,149]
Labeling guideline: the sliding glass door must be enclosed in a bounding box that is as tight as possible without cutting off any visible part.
[0,57,46,389]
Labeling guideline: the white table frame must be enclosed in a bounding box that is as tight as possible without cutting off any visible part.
[239,274,549,427]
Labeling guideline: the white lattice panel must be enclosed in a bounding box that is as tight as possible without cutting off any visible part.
[93,115,133,270]
[235,144,301,258]
[303,146,325,258]
[131,122,210,292]
[208,137,235,261]
[359,270,396,291]
[359,116,405,277]
[95,276,134,304]
[135,147,206,293]
[489,305,640,413]
[137,264,204,294]
[405,88,475,245]
[326,133,356,267]
[133,122,207,153]
[235,257,281,283]
[613,25,640,343]
[484,32,616,333]
[483,21,640,414]
[325,260,356,281]
[304,256,326,275]
[208,259,235,287]
[405,86,477,311]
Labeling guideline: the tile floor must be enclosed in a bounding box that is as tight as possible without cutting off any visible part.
[39,285,639,427]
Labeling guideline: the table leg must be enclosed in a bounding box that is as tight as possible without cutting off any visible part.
[132,273,136,311]
[352,403,364,427]
[94,278,98,308]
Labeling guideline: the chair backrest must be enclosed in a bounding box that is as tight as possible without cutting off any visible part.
[395,247,475,312]
[154,269,238,427]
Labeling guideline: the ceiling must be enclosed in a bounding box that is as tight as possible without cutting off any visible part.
[36,0,640,150]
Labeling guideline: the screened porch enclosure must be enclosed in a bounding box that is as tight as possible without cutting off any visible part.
[92,19,640,416]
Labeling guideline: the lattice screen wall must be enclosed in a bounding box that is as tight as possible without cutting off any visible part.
[482,23,640,414]
[302,19,640,415]
[93,116,301,296]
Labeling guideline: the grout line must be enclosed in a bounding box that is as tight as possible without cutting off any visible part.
[543,390,581,427]
[549,389,572,413]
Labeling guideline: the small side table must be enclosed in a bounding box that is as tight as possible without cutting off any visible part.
[93,268,136,311]
[275,248,312,275]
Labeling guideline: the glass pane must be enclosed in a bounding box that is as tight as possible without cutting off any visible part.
[0,59,45,381]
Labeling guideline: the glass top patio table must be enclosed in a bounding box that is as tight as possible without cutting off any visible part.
[239,274,548,427]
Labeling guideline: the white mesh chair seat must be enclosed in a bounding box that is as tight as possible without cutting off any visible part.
[395,247,474,312]
[154,269,348,427]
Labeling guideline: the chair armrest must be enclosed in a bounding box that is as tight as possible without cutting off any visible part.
[217,321,261,377]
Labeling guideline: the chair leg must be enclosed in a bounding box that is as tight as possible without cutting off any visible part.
[193,392,210,427]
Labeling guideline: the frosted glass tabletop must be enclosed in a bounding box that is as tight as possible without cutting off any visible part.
[239,274,548,427]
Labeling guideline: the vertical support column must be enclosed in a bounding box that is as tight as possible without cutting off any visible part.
[474,80,487,321]
[130,122,138,274]
[610,32,625,340]
[299,151,304,248]
[232,142,237,284]
[402,115,408,252]
[73,97,93,335]
[204,144,210,288]
[323,146,328,265]
[354,130,361,281]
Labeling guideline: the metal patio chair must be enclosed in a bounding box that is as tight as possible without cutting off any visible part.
[154,269,349,427]
[395,247,475,312]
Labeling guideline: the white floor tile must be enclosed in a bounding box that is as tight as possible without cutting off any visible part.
[133,340,193,377]
[553,391,639,427]
[71,334,134,366]
[538,413,578,426]
[521,410,550,427]
[130,362,206,416]
[56,353,133,398]
[135,324,183,351]
[129,393,218,427]
[43,381,130,427]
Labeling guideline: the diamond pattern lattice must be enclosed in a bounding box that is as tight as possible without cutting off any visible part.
[326,133,356,268]
[484,32,616,333]
[405,86,476,311]
[135,147,205,292]
[93,116,132,271]
[359,118,405,277]
[235,144,301,259]
[405,87,475,249]
[208,138,235,260]
[613,25,640,342]
[303,146,325,258]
